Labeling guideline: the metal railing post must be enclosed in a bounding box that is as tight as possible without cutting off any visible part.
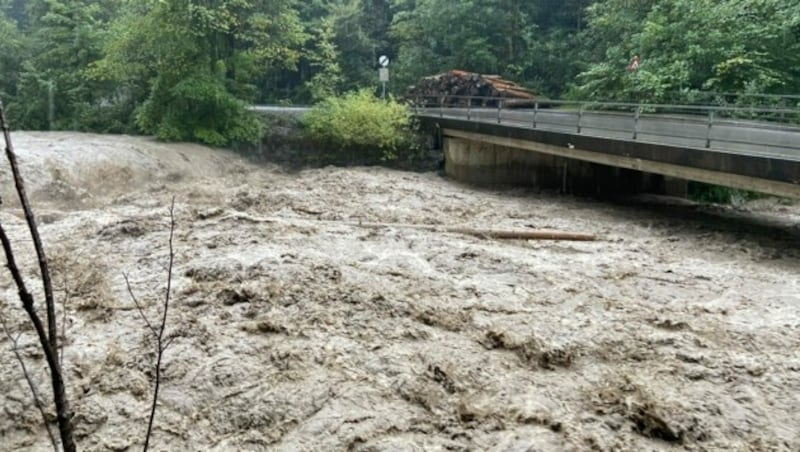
[577,104,584,134]
[467,97,472,120]
[633,104,641,140]
[533,102,538,129]
[705,110,714,148]
[440,96,445,118]
[497,100,502,124]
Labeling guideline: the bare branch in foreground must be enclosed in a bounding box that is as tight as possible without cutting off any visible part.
[1,99,76,452]
[123,273,158,337]
[59,268,69,373]
[126,196,177,452]
[1,316,59,451]
[0,101,58,358]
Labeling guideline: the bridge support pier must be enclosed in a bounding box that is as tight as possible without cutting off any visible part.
[660,176,689,198]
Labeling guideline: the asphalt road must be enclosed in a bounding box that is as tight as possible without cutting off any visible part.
[251,105,310,117]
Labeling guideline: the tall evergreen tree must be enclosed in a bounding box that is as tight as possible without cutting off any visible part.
[96,0,306,145]
[11,0,111,130]
[0,12,25,108]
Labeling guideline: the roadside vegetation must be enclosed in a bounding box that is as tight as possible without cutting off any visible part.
[1,0,797,147]
[688,183,762,205]
[302,90,420,164]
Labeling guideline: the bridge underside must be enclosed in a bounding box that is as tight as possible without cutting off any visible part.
[421,117,800,199]
[443,133,688,197]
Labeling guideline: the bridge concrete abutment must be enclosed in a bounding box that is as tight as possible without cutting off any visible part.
[444,136,686,196]
[444,136,568,187]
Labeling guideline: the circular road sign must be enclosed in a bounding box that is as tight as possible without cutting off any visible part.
[379,55,390,67]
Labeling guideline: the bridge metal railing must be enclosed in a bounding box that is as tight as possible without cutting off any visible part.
[411,95,800,159]
[656,92,800,110]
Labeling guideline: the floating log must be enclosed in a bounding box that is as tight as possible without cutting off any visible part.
[219,213,597,241]
[352,221,597,242]
[444,226,596,241]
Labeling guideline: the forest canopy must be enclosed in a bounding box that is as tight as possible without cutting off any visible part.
[1,0,798,144]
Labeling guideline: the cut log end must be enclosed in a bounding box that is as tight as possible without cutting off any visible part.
[407,70,537,108]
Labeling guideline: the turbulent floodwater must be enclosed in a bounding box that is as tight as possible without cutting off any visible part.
[1,132,799,451]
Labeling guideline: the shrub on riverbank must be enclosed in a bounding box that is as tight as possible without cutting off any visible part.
[302,90,422,164]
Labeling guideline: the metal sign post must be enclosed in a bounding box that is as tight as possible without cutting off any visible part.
[379,68,389,99]
[378,55,390,99]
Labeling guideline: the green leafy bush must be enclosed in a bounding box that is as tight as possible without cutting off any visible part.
[302,90,419,163]
[136,74,264,147]
[688,182,760,204]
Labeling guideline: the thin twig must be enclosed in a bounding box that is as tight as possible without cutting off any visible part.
[0,316,59,451]
[1,100,76,452]
[59,268,68,372]
[141,196,177,452]
[162,336,176,353]
[123,273,158,337]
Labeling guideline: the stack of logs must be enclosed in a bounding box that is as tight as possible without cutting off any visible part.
[406,70,537,108]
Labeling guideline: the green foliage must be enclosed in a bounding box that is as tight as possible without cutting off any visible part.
[391,0,536,89]
[3,0,799,142]
[95,0,304,145]
[0,0,28,28]
[329,0,393,92]
[6,0,114,130]
[688,182,761,204]
[303,16,342,102]
[302,89,418,162]
[136,74,263,146]
[263,0,393,103]
[569,0,800,103]
[0,12,24,105]
[389,0,591,97]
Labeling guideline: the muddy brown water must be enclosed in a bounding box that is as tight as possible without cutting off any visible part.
[1,132,799,451]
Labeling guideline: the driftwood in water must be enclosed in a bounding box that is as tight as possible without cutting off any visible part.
[352,221,597,241]
[219,213,597,241]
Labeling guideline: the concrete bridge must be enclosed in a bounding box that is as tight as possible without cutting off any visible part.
[414,98,800,198]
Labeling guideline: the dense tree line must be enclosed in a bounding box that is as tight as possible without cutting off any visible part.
[0,0,798,144]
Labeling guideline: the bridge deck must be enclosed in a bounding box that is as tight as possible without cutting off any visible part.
[416,110,800,198]
[416,107,800,162]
